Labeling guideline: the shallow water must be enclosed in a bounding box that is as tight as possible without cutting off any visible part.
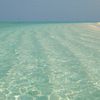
[0,22,100,100]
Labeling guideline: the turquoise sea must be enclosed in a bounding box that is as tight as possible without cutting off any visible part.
[0,22,100,100]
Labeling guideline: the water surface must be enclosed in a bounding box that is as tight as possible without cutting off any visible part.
[0,22,100,100]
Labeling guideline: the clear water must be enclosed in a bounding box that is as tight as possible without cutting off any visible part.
[0,22,100,100]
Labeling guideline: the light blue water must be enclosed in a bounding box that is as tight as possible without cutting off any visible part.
[0,22,100,100]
